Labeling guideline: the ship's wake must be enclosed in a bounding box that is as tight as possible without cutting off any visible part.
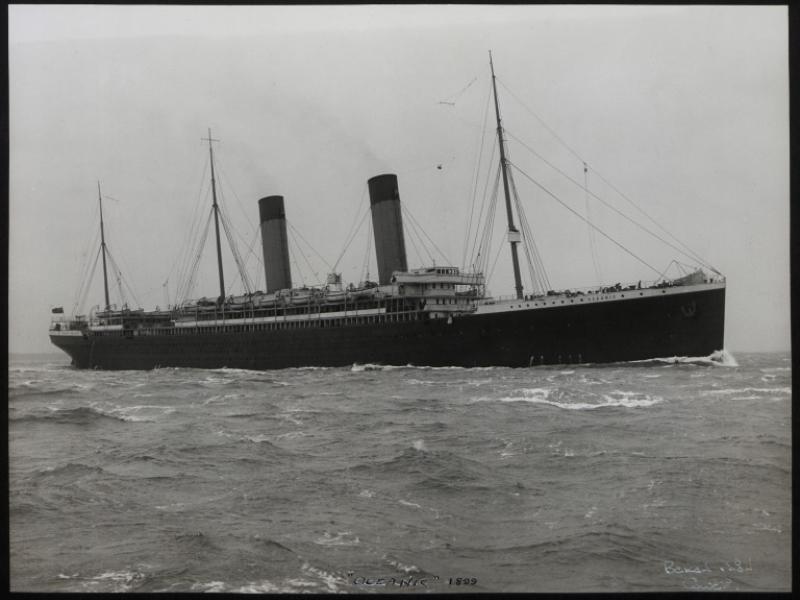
[645,349,738,367]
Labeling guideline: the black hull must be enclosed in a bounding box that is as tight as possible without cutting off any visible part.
[51,287,725,370]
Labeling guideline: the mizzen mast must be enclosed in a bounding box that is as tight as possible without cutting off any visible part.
[97,181,111,310]
[489,51,524,300]
[203,128,226,302]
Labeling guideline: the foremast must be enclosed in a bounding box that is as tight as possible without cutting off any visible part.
[203,128,226,302]
[97,181,111,310]
[489,51,524,300]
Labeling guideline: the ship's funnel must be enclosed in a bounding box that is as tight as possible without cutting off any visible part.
[368,173,408,284]
[258,195,292,293]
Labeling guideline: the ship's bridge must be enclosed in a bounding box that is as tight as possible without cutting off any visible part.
[389,266,485,316]
[392,266,484,286]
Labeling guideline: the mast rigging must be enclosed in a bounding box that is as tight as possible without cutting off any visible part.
[98,181,111,310]
[203,128,226,302]
[489,51,524,300]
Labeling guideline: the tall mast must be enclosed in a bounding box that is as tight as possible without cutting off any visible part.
[97,181,111,310]
[203,128,226,301]
[489,51,524,300]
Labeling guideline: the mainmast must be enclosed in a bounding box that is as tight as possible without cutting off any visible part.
[203,128,226,302]
[489,51,524,300]
[97,181,111,310]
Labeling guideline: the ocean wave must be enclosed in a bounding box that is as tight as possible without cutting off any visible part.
[173,531,222,554]
[641,349,738,367]
[13,405,129,425]
[383,554,421,574]
[35,462,106,479]
[207,565,346,594]
[105,404,176,422]
[700,387,791,397]
[8,383,92,400]
[352,444,494,492]
[350,363,498,372]
[56,568,149,592]
[350,363,413,372]
[495,388,662,410]
[314,530,361,546]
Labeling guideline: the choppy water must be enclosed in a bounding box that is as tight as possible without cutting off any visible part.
[8,351,791,592]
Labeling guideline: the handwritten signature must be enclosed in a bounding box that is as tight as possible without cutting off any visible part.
[663,558,753,576]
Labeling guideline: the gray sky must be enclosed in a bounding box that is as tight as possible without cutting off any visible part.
[9,5,789,354]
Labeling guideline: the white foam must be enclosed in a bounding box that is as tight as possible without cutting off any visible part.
[701,387,791,396]
[314,531,360,546]
[385,556,421,573]
[86,569,146,592]
[359,489,375,498]
[300,562,346,593]
[192,581,228,593]
[648,349,739,367]
[500,389,662,410]
[399,499,421,508]
[412,439,428,451]
[351,363,409,372]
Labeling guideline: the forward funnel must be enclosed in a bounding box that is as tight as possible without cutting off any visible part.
[368,174,408,284]
[258,195,292,293]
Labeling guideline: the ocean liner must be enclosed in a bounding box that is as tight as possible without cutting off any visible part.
[49,56,726,370]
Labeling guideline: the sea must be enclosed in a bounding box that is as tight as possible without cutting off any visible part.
[8,350,791,593]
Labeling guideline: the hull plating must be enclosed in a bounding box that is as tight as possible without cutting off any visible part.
[50,287,725,370]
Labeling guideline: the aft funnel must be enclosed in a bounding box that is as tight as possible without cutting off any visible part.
[367,173,408,285]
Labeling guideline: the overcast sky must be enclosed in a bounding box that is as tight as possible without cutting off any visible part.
[9,5,789,354]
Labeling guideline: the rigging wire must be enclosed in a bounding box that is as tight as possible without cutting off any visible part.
[401,202,452,265]
[215,160,259,240]
[174,182,213,300]
[167,155,210,294]
[218,203,253,295]
[467,142,499,268]
[72,225,101,313]
[287,237,306,287]
[474,172,500,276]
[361,215,373,282]
[584,162,603,286]
[288,224,321,286]
[509,161,661,276]
[105,247,141,308]
[332,185,369,272]
[333,205,370,273]
[590,167,718,272]
[176,209,213,304]
[102,211,146,309]
[404,218,427,268]
[400,204,436,265]
[486,227,508,288]
[74,246,102,315]
[498,78,717,272]
[402,205,435,265]
[438,76,478,106]
[508,168,551,294]
[504,129,715,271]
[288,221,334,273]
[462,80,494,270]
